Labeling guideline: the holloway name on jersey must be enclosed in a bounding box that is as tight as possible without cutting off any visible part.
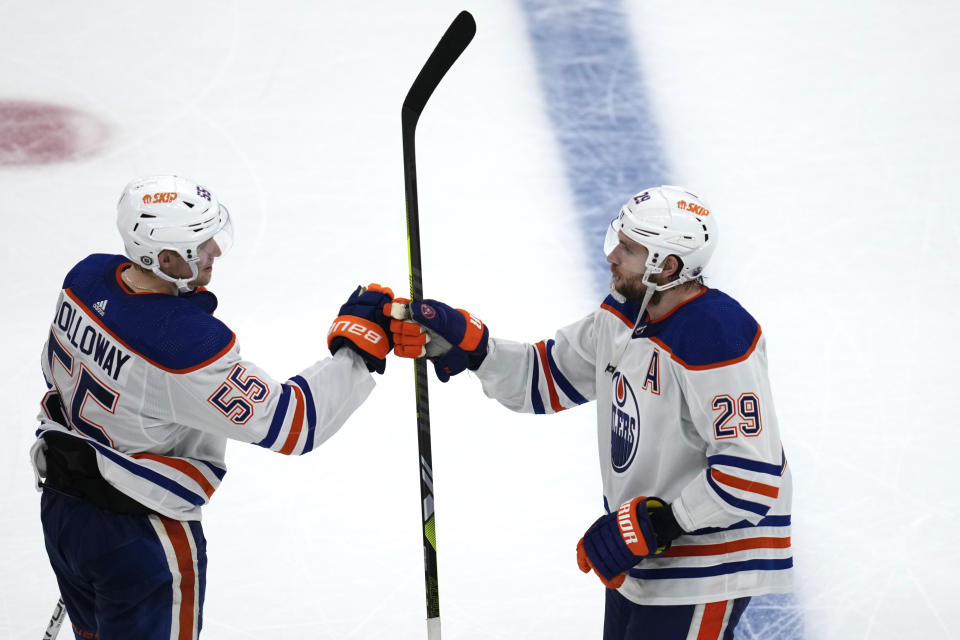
[32,254,375,520]
[50,296,131,381]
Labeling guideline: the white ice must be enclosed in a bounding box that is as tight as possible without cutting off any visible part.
[1,2,958,638]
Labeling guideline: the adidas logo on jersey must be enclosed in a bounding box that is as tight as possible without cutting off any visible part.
[93,300,108,317]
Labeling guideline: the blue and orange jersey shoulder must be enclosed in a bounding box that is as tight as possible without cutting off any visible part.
[645,288,761,370]
[600,294,642,328]
[599,287,761,370]
[61,254,235,372]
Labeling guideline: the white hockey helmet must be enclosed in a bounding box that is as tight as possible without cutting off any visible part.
[604,185,717,292]
[116,175,234,291]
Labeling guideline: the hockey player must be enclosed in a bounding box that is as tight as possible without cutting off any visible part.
[31,175,395,639]
[389,186,793,639]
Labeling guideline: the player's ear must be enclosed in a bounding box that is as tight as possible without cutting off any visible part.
[662,255,681,279]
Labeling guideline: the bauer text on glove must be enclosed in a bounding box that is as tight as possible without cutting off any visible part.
[328,283,395,374]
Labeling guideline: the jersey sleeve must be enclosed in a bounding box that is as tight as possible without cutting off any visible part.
[670,333,787,531]
[40,336,53,389]
[38,335,69,427]
[474,312,597,414]
[165,345,375,456]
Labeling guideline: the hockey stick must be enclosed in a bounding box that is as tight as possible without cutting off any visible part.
[41,597,66,640]
[401,10,476,640]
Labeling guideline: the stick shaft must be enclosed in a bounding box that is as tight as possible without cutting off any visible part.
[42,598,66,640]
[400,10,476,631]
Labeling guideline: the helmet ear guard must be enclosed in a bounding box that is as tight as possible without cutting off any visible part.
[116,175,233,292]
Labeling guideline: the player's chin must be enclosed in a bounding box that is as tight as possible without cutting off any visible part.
[193,270,213,287]
[613,280,644,302]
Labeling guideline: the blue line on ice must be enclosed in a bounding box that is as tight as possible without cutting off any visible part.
[519,0,667,293]
[518,2,803,638]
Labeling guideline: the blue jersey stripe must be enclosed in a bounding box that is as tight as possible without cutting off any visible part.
[689,515,791,536]
[530,349,545,415]
[629,557,793,580]
[257,384,291,449]
[707,470,771,517]
[709,454,784,477]
[88,441,206,506]
[545,339,588,405]
[290,376,318,453]
[604,494,789,534]
[199,460,226,480]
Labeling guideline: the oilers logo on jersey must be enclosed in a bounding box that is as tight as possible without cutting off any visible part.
[473,287,793,605]
[610,372,640,473]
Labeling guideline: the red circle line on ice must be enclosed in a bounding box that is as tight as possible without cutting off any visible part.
[0,100,109,166]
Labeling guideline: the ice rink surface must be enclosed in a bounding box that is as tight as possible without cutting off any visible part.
[2,2,958,638]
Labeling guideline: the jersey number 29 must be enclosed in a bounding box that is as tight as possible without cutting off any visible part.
[712,393,762,439]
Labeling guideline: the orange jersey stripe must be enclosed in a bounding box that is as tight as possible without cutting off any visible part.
[534,340,564,412]
[160,519,197,640]
[711,468,780,499]
[132,453,217,498]
[279,383,305,455]
[600,302,634,328]
[664,536,791,558]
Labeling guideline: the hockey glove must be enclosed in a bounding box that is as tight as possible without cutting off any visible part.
[385,299,488,382]
[576,496,675,589]
[328,283,394,374]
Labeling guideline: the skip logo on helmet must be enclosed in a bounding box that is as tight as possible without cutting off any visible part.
[141,192,178,204]
[676,199,710,216]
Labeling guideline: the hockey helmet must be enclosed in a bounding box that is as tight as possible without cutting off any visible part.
[604,185,717,291]
[116,175,234,291]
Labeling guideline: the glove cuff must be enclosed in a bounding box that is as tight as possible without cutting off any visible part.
[330,337,385,374]
[458,309,488,369]
[649,501,684,550]
[466,341,488,370]
[328,315,390,360]
[455,308,486,351]
[328,315,390,374]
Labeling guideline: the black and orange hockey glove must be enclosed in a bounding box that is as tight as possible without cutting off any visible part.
[328,283,394,374]
[385,298,488,382]
[576,496,677,589]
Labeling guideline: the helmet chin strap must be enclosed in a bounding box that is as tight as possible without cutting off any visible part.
[604,268,685,374]
[151,261,199,294]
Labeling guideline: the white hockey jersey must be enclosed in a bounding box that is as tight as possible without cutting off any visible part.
[475,287,793,605]
[31,254,375,520]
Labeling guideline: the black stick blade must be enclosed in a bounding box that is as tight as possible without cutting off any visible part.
[402,11,476,125]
